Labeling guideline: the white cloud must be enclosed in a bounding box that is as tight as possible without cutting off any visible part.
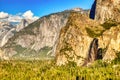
[8,15,22,22]
[23,10,39,21]
[0,10,39,22]
[0,12,9,19]
[23,10,33,19]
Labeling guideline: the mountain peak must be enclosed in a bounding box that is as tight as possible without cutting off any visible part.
[71,8,83,11]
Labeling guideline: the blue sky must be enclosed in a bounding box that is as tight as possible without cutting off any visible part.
[0,0,94,17]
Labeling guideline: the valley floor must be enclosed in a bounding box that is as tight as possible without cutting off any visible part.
[0,60,120,80]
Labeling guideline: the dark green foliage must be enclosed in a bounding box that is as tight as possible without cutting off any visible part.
[92,60,108,68]
[116,52,120,60]
[59,42,76,61]
[14,45,26,53]
[101,20,118,29]
[112,51,120,64]
[60,42,73,55]
[86,20,118,38]
[12,46,53,60]
[60,45,73,53]
[67,61,77,67]
[39,46,53,58]
[40,46,52,51]
[0,60,119,80]
[86,27,104,38]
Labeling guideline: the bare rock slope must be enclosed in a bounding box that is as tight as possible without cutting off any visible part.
[0,19,33,48]
[55,0,120,66]
[1,9,87,60]
[55,12,120,66]
[95,0,120,23]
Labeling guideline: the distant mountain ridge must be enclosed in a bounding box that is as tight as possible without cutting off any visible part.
[0,19,33,48]
[0,8,88,60]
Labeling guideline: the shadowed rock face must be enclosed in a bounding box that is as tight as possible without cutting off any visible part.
[88,38,99,62]
[97,48,103,59]
[90,0,97,19]
[84,38,103,66]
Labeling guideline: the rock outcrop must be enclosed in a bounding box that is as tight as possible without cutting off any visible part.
[0,19,33,47]
[55,12,98,66]
[83,38,103,66]
[1,9,88,60]
[16,19,33,32]
[95,0,120,23]
[87,38,99,63]
[55,11,120,66]
[90,0,97,19]
[0,22,15,47]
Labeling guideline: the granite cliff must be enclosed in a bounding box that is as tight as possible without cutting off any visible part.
[0,22,15,47]
[0,9,87,60]
[55,12,120,66]
[95,0,120,23]
[0,19,33,48]
[55,0,120,66]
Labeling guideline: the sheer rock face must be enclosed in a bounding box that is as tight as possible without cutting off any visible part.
[0,19,32,47]
[1,11,70,59]
[55,13,97,66]
[95,0,120,23]
[0,9,88,60]
[0,22,15,47]
[83,38,103,66]
[55,12,120,66]
[98,26,120,61]
[87,38,99,62]
[16,19,33,32]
